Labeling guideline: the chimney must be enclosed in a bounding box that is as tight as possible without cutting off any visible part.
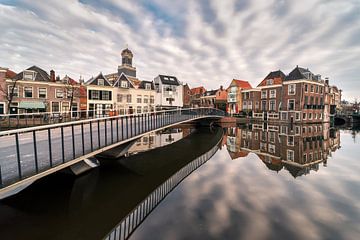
[79,75,84,85]
[220,85,223,91]
[50,70,55,82]
[325,77,329,85]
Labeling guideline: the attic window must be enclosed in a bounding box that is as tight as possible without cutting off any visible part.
[145,83,151,90]
[98,79,104,86]
[121,81,128,88]
[23,70,36,81]
[267,79,273,85]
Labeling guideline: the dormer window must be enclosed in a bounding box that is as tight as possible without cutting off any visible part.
[23,70,36,81]
[145,83,151,90]
[121,80,128,88]
[98,79,104,86]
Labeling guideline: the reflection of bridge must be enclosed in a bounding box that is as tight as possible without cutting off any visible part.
[0,108,224,199]
[0,127,223,240]
[104,136,221,240]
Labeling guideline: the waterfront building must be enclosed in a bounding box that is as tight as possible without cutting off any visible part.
[200,86,227,110]
[226,79,252,114]
[190,86,206,107]
[2,66,81,115]
[0,67,16,114]
[241,66,341,123]
[183,83,191,107]
[85,72,114,117]
[154,75,183,108]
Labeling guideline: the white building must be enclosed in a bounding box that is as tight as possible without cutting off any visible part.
[85,72,114,117]
[154,75,183,108]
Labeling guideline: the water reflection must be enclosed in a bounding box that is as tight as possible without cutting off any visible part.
[225,123,341,177]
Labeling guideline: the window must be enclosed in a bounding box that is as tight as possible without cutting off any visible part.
[303,127,306,134]
[137,106,142,113]
[303,112,307,120]
[287,150,294,161]
[261,100,267,111]
[303,154,307,162]
[295,126,300,134]
[305,84,308,92]
[261,90,267,99]
[269,89,276,98]
[56,89,64,98]
[281,112,287,120]
[8,86,19,97]
[288,136,294,146]
[288,99,295,110]
[269,100,276,111]
[319,113,322,119]
[145,83,152,90]
[24,87,33,98]
[288,84,296,95]
[62,102,69,112]
[150,96,154,104]
[143,106,148,112]
[38,88,47,98]
[23,70,36,81]
[255,101,259,109]
[0,103,4,114]
[269,144,275,154]
[121,81,128,88]
[309,113,312,120]
[117,94,123,102]
[310,85,314,92]
[295,112,300,121]
[281,126,287,134]
[304,96,308,106]
[144,96,149,103]
[102,91,110,100]
[52,102,60,112]
[316,85,319,93]
[267,79,273,85]
[269,132,275,143]
[320,86,323,94]
[127,94,132,103]
[137,95,142,103]
[90,90,99,100]
[98,79,104,86]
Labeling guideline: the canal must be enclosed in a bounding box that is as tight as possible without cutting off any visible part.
[0,123,359,240]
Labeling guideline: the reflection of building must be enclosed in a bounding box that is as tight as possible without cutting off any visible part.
[127,128,193,154]
[226,123,341,177]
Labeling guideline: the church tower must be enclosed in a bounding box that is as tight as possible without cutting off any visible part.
[118,48,136,77]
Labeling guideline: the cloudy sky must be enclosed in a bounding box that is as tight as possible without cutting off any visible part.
[0,0,359,100]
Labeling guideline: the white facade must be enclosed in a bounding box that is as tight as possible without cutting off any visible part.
[154,75,183,108]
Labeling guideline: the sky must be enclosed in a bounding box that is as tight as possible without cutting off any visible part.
[0,0,359,100]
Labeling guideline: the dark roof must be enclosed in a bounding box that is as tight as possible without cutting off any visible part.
[13,65,50,81]
[285,66,317,81]
[85,72,112,86]
[139,81,155,90]
[121,48,133,56]
[113,73,134,88]
[204,90,217,96]
[158,75,180,86]
[264,70,286,80]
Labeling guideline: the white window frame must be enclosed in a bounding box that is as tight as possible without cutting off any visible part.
[269,100,276,111]
[287,136,294,146]
[121,81,128,88]
[102,91,110,100]
[287,150,294,161]
[24,86,33,98]
[51,101,60,113]
[98,79,104,86]
[8,85,19,97]
[38,87,47,99]
[288,84,296,95]
[261,90,267,99]
[288,99,295,111]
[295,112,300,121]
[269,89,276,98]
[91,90,99,100]
[145,83,151,90]
[303,112,307,120]
[56,88,64,99]
[23,70,36,81]
[269,144,276,154]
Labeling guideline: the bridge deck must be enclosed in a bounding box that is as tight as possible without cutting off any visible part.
[0,108,224,199]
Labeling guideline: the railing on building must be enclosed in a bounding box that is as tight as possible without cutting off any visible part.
[103,142,220,240]
[0,108,225,191]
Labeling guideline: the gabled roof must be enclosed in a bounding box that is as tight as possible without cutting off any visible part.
[85,72,112,86]
[158,75,180,86]
[5,69,16,78]
[285,66,317,81]
[113,73,135,88]
[191,86,206,95]
[13,65,50,81]
[61,75,79,85]
[228,79,252,89]
[138,80,155,90]
[257,70,285,87]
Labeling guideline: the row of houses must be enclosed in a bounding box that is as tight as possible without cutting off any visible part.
[186,67,342,123]
[0,48,184,116]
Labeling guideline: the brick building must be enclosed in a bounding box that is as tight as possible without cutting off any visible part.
[226,79,252,114]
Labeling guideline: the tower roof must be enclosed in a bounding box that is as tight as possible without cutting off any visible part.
[121,48,133,57]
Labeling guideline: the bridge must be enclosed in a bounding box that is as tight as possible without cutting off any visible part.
[0,108,224,199]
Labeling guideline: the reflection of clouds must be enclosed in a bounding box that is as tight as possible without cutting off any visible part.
[131,131,360,240]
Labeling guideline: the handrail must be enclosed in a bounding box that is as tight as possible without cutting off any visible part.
[0,107,225,136]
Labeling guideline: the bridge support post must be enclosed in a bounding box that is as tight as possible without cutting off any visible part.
[68,158,100,176]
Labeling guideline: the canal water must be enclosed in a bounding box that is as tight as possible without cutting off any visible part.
[0,124,359,240]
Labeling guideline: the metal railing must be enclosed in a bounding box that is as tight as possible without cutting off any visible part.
[104,141,220,240]
[0,108,225,190]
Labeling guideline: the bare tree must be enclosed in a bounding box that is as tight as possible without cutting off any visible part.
[0,78,20,114]
[62,76,80,117]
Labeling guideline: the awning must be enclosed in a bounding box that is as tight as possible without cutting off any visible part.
[18,101,46,109]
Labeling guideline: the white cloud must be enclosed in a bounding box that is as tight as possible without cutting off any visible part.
[0,0,359,99]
